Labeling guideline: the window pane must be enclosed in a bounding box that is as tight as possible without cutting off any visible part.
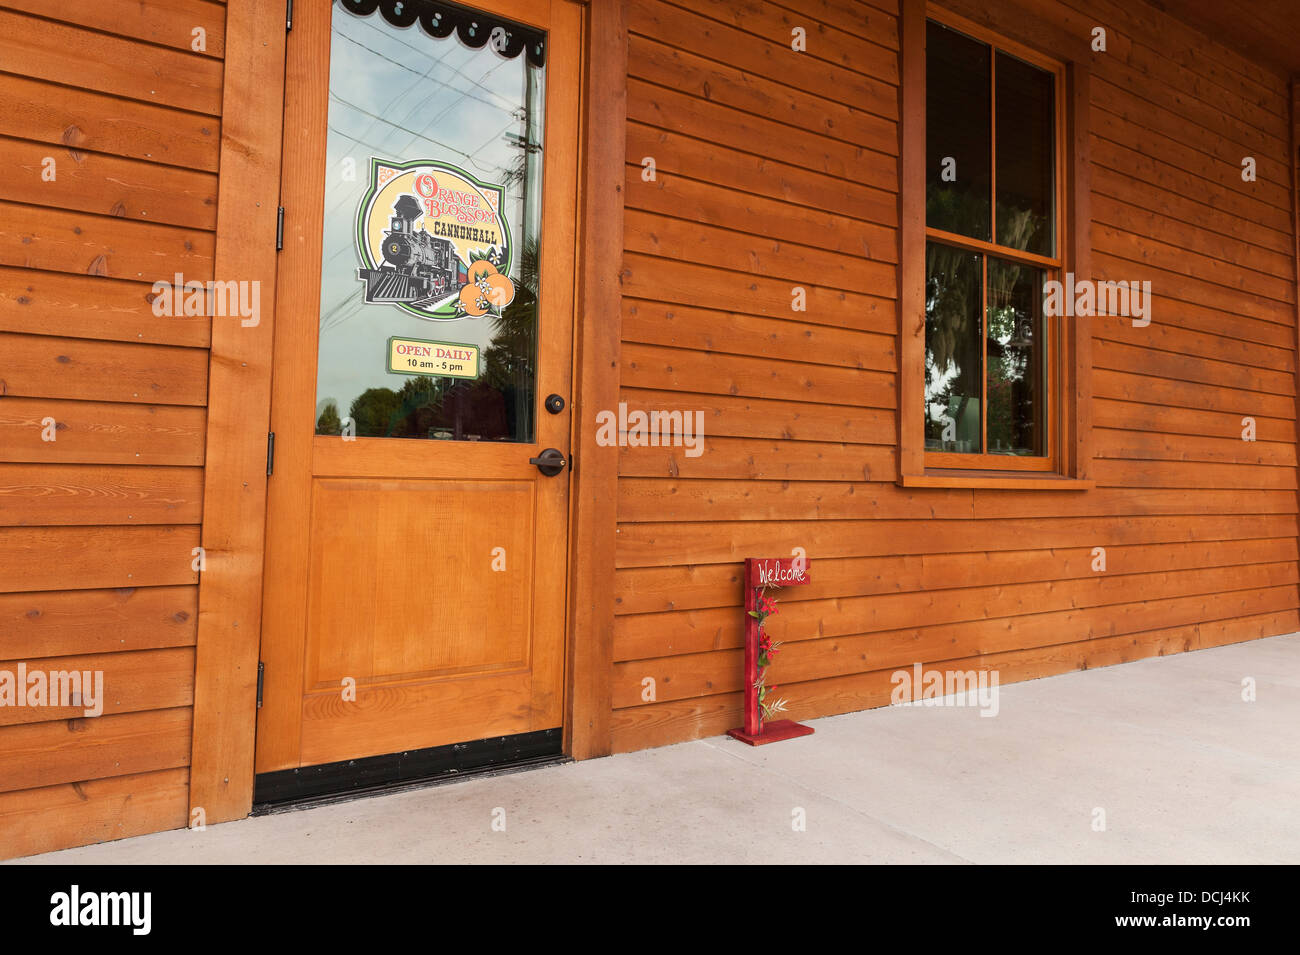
[925,242,983,453]
[986,258,1047,455]
[314,3,546,442]
[995,52,1054,255]
[926,21,991,241]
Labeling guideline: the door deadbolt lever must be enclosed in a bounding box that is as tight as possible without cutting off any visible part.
[529,448,567,477]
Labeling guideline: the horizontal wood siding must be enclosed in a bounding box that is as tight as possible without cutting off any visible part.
[612,0,1300,750]
[0,0,222,857]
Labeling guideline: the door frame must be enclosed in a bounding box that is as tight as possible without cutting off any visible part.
[189,0,625,826]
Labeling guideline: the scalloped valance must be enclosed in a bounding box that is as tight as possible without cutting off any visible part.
[339,0,546,67]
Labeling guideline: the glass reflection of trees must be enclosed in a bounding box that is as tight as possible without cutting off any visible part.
[924,246,1045,457]
[986,259,1044,456]
[924,243,982,453]
[316,235,539,440]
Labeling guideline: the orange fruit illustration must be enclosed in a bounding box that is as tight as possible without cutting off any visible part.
[482,272,515,309]
[458,284,489,317]
[467,260,497,284]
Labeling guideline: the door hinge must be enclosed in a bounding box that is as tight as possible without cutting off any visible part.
[266,431,275,476]
[256,661,265,709]
[275,207,285,250]
[286,0,293,31]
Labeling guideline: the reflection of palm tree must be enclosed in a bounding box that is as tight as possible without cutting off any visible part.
[482,234,539,438]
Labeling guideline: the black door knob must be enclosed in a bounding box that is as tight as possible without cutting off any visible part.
[528,448,567,477]
[545,393,565,415]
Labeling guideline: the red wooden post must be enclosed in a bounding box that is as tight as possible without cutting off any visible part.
[727,557,815,746]
[743,558,761,736]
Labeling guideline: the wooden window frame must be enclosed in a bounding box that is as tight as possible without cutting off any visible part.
[898,0,1093,490]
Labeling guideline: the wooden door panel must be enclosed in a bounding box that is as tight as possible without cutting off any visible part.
[301,671,534,766]
[304,479,535,688]
[312,435,544,478]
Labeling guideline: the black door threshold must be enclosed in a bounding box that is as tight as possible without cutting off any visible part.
[252,728,566,814]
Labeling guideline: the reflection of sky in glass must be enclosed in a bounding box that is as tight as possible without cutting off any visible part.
[315,2,544,425]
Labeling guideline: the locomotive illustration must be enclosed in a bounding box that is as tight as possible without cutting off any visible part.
[358,194,459,305]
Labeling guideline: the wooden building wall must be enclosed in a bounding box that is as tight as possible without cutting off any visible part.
[0,0,226,856]
[611,0,1300,750]
[0,0,1294,856]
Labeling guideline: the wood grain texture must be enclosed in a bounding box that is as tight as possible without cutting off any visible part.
[567,0,628,760]
[0,0,226,863]
[612,0,1300,754]
[0,708,191,795]
[0,586,197,660]
[0,74,220,172]
[0,526,198,593]
[0,464,204,526]
[0,768,189,860]
[187,0,285,825]
[0,647,195,727]
[0,136,218,231]
[2,0,227,59]
[0,398,205,466]
[0,10,222,115]
[0,268,211,348]
[611,609,1300,751]
[0,333,209,406]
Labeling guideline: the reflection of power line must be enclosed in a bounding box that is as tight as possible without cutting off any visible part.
[323,26,523,221]
[320,107,512,242]
[335,28,453,172]
[325,89,512,180]
[351,16,515,112]
[467,117,520,162]
[320,295,367,333]
[327,101,484,167]
[390,55,517,158]
[332,31,513,120]
[322,61,516,222]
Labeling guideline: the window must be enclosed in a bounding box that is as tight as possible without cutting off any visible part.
[313,1,547,443]
[924,16,1061,470]
[898,3,1091,488]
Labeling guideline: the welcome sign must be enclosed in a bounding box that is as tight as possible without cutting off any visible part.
[751,558,810,587]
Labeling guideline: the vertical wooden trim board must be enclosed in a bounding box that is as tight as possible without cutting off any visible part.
[188,0,287,825]
[897,0,926,480]
[566,0,628,760]
[1291,74,1300,611]
[1066,60,1092,479]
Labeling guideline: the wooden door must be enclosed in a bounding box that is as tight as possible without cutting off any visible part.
[255,0,581,775]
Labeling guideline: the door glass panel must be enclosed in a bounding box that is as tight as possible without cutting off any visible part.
[314,0,546,442]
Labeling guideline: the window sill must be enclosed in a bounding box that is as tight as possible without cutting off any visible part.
[899,469,1094,490]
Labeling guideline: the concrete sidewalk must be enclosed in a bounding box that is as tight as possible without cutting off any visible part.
[17,633,1300,864]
